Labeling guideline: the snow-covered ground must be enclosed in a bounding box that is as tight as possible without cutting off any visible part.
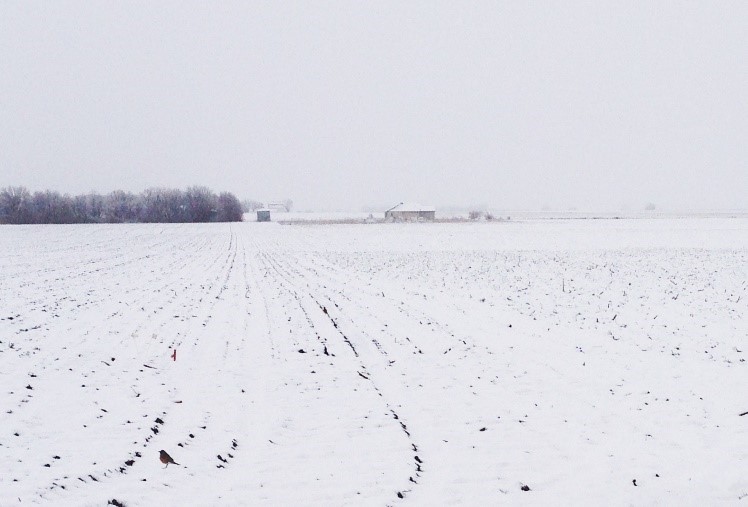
[1,218,746,505]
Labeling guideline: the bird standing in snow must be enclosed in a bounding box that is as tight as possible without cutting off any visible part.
[159,450,179,467]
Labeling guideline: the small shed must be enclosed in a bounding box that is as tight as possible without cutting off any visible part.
[384,203,436,222]
[256,209,271,222]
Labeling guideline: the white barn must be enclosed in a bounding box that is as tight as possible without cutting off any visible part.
[384,203,436,222]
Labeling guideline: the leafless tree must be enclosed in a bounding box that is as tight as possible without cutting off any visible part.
[216,192,243,222]
[0,186,33,224]
[241,199,263,212]
[185,186,217,222]
[102,191,140,223]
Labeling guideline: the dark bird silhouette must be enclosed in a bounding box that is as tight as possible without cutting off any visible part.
[159,450,179,467]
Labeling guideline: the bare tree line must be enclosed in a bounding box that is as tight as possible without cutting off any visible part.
[0,186,243,224]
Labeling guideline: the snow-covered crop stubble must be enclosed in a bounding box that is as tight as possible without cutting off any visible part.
[0,219,746,505]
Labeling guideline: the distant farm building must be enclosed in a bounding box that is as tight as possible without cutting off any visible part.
[256,209,271,222]
[267,202,290,212]
[385,203,436,222]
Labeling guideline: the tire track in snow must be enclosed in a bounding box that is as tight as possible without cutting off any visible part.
[2,225,249,504]
[258,246,424,502]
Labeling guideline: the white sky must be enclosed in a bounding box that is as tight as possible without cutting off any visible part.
[1,1,746,211]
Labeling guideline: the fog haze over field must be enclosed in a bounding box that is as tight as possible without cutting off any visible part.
[1,2,746,211]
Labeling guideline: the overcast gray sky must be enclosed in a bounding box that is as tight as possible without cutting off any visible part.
[1,1,746,211]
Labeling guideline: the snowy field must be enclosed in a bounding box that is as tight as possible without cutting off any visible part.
[1,218,746,506]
